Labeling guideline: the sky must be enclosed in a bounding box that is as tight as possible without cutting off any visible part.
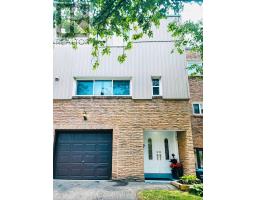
[180,3,203,22]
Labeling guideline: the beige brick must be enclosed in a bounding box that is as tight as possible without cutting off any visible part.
[189,76,203,149]
[53,98,196,180]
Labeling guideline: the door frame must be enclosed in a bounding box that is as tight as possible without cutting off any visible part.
[143,130,180,180]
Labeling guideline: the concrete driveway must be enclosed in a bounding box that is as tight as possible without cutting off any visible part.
[54,180,176,200]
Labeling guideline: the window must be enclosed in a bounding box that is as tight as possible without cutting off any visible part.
[77,80,93,95]
[164,138,170,160]
[148,138,153,160]
[192,103,203,115]
[94,80,112,95]
[152,78,160,96]
[76,80,130,96]
[113,80,130,95]
[195,148,203,169]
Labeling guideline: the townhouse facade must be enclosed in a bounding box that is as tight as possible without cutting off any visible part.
[53,17,196,180]
[186,51,203,170]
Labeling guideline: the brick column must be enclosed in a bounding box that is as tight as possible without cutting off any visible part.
[177,130,196,175]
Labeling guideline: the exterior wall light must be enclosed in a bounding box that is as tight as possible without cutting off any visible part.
[83,111,87,120]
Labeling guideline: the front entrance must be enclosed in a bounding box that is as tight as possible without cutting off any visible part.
[144,131,179,180]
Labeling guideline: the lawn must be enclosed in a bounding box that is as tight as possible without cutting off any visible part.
[137,190,202,200]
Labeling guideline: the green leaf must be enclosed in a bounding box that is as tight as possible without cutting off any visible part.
[102,46,111,55]
[92,60,99,70]
[132,33,143,40]
[124,41,132,50]
[118,54,127,63]
[53,0,203,69]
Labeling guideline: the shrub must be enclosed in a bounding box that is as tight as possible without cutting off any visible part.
[179,174,201,184]
[189,184,203,197]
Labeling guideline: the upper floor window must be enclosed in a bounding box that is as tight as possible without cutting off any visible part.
[76,80,130,96]
[192,103,203,115]
[113,80,130,95]
[152,78,161,96]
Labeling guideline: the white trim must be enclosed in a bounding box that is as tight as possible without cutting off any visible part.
[192,102,203,116]
[144,129,185,132]
[72,78,77,96]
[75,76,132,80]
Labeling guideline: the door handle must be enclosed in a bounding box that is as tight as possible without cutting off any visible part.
[156,151,162,160]
[81,160,85,163]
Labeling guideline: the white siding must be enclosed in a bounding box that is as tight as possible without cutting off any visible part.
[53,17,189,99]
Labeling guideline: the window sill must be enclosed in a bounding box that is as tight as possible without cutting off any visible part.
[72,95,132,99]
[192,114,203,117]
[152,96,163,99]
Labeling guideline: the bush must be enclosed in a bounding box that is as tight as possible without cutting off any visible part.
[189,184,203,197]
[179,174,201,184]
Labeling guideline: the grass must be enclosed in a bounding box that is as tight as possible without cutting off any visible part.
[137,190,202,200]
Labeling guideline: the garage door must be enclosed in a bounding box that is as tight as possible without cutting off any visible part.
[54,130,112,180]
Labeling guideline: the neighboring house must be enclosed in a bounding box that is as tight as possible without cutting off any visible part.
[186,51,203,170]
[53,17,196,181]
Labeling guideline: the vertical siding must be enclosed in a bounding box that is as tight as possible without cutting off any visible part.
[53,17,189,99]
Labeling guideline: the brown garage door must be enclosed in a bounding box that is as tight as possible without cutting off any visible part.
[54,130,112,180]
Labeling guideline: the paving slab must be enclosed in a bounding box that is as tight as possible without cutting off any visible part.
[54,180,176,200]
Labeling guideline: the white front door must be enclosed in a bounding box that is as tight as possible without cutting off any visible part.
[144,131,179,177]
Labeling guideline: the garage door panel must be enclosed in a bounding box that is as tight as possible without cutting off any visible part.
[84,144,96,151]
[70,153,83,162]
[72,144,84,151]
[70,169,83,176]
[84,154,97,163]
[55,163,70,175]
[58,144,71,151]
[54,130,112,180]
[82,168,95,176]
[97,143,112,151]
[97,154,111,163]
[96,167,110,176]
[55,169,68,176]
[58,134,73,143]
[56,153,70,163]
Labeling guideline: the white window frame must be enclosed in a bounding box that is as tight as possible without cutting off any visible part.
[192,102,203,115]
[74,78,132,97]
[152,77,162,96]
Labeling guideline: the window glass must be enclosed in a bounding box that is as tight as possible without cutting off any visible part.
[76,80,93,95]
[113,80,130,95]
[193,104,200,114]
[200,104,203,114]
[152,79,159,86]
[152,78,160,96]
[164,138,169,160]
[148,138,153,160]
[94,80,112,95]
[195,148,203,168]
[153,87,159,95]
[198,150,203,168]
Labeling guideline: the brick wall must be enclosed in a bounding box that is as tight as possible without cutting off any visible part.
[186,50,201,61]
[53,98,196,180]
[189,77,203,148]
